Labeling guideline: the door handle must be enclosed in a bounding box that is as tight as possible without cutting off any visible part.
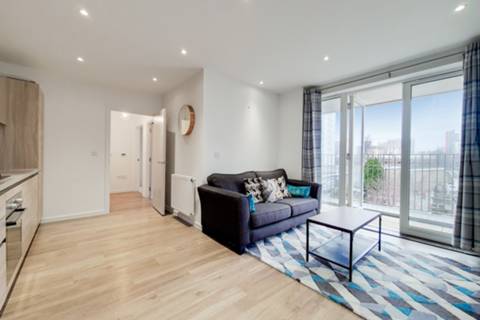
[157,161,166,164]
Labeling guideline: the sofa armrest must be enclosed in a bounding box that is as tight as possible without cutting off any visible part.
[287,179,322,208]
[197,185,250,254]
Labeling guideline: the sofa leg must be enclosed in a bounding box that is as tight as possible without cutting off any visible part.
[235,245,246,255]
[202,229,246,255]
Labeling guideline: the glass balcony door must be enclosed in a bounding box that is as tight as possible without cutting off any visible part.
[400,72,463,243]
[321,70,463,244]
[320,98,344,205]
[346,85,403,234]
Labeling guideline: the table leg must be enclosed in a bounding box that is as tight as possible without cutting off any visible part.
[349,232,353,282]
[306,221,309,262]
[378,215,382,251]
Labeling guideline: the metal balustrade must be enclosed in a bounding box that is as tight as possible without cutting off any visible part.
[321,153,460,226]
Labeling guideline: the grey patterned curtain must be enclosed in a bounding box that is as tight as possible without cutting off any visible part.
[454,40,480,252]
[302,88,322,182]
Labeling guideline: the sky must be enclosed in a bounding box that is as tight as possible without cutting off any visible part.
[363,90,462,153]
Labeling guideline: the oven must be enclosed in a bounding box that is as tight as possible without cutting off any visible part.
[5,192,23,285]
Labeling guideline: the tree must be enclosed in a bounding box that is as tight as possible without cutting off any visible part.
[364,158,384,192]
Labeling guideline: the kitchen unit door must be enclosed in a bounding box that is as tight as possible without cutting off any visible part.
[0,78,7,125]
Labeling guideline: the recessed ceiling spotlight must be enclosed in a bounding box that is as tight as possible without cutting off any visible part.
[454,4,467,12]
[323,55,330,61]
[181,49,188,56]
[259,80,264,85]
[152,77,158,82]
[76,57,84,62]
[79,9,89,17]
[121,112,129,119]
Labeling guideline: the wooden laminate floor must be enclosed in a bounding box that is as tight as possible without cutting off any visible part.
[2,192,359,320]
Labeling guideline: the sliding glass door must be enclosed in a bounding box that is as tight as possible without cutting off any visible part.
[321,98,342,205]
[321,70,464,244]
[401,72,463,243]
[348,85,403,233]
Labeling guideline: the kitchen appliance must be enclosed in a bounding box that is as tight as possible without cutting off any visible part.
[5,192,23,285]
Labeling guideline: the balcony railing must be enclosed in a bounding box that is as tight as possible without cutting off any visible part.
[321,153,460,221]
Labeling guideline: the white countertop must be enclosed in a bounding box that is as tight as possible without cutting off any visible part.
[0,169,39,195]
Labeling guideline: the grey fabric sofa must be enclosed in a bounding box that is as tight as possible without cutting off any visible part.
[198,169,321,254]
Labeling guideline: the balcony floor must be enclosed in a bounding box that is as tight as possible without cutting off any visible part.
[321,204,453,236]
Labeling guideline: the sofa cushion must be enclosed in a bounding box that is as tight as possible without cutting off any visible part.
[260,178,284,203]
[277,198,318,216]
[244,177,264,203]
[277,176,291,198]
[287,185,311,198]
[250,203,291,228]
[250,210,317,243]
[207,171,256,193]
[255,169,288,181]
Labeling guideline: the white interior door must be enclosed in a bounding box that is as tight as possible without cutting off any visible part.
[110,113,136,193]
[151,109,167,214]
[141,122,152,198]
[135,126,143,191]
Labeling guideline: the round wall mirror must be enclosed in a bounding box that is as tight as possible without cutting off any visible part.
[178,105,195,136]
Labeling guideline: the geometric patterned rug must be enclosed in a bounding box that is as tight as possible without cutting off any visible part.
[246,224,480,320]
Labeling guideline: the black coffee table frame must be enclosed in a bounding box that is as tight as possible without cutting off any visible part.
[306,211,381,282]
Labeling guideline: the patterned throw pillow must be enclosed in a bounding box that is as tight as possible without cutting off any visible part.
[276,176,291,198]
[261,178,284,203]
[244,178,264,203]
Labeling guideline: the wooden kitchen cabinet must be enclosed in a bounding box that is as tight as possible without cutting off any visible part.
[0,193,7,307]
[21,176,39,255]
[0,175,40,311]
[0,242,6,306]
[0,77,7,125]
[0,74,43,313]
[0,77,43,171]
[0,75,43,223]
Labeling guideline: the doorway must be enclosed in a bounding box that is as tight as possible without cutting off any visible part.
[401,72,463,243]
[108,109,167,215]
[321,69,464,244]
[109,111,153,199]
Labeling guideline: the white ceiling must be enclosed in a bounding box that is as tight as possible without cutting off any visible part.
[0,0,478,94]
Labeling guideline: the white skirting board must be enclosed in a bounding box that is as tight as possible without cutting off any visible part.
[41,210,107,224]
[171,174,196,222]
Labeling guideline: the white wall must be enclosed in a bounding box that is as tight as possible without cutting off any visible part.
[0,61,162,222]
[162,71,205,226]
[162,69,281,228]
[203,69,280,174]
[110,111,153,194]
[0,59,302,225]
[277,88,303,179]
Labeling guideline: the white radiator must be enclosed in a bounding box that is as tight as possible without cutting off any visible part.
[171,174,196,217]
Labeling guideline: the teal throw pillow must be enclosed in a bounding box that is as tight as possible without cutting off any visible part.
[247,194,256,213]
[287,185,311,198]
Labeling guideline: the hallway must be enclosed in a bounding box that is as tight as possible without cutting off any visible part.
[109,192,152,213]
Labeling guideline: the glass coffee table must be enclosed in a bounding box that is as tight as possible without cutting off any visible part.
[306,207,381,281]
